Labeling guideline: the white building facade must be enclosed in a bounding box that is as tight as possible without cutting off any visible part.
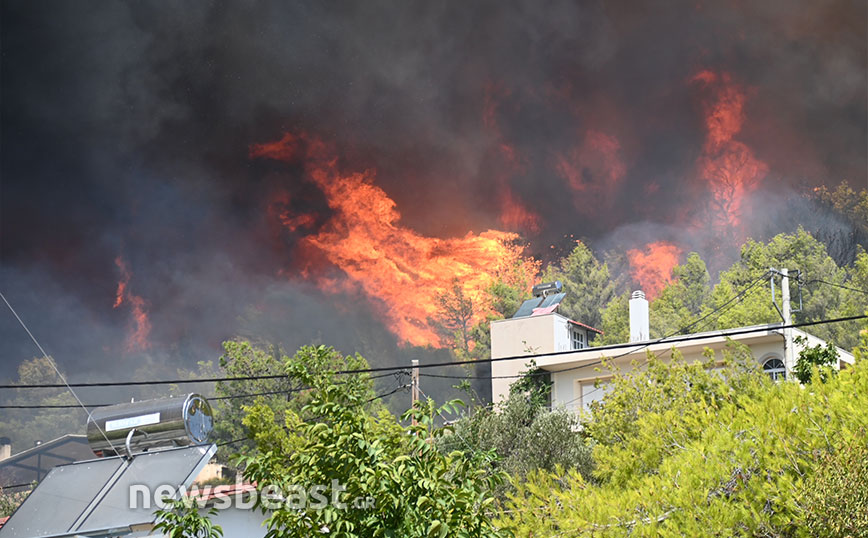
[491,290,855,413]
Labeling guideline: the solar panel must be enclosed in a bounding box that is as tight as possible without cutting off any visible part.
[0,444,216,538]
[538,292,566,309]
[512,292,566,318]
[512,296,543,318]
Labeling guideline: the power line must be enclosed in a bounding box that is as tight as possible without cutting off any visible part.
[419,314,866,382]
[3,314,863,391]
[0,387,308,409]
[806,278,868,296]
[421,273,772,382]
[0,370,399,390]
[0,292,121,455]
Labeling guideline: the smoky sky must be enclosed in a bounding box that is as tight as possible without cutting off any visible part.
[1,0,866,383]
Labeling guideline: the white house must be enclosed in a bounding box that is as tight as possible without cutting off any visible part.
[491,287,855,413]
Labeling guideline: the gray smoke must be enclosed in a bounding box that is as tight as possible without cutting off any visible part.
[1,0,865,387]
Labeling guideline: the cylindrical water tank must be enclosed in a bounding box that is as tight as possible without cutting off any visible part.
[86,393,214,456]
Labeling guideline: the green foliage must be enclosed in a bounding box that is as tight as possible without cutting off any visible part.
[506,360,551,408]
[209,341,299,459]
[438,372,593,499]
[0,356,84,452]
[793,335,839,384]
[649,253,712,338]
[237,344,505,537]
[799,437,868,537]
[811,181,868,262]
[153,497,223,538]
[585,342,764,486]
[596,292,630,346]
[709,228,855,345]
[0,486,31,518]
[541,242,616,329]
[499,348,868,536]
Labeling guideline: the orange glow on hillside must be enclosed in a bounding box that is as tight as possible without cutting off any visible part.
[113,256,151,352]
[251,133,536,347]
[626,241,682,299]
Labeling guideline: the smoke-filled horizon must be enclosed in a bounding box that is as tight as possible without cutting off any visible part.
[1,1,866,382]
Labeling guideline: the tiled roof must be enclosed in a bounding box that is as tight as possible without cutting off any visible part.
[189,483,257,502]
[568,319,603,334]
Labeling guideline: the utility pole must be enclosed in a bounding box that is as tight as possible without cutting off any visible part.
[411,359,419,426]
[781,268,795,378]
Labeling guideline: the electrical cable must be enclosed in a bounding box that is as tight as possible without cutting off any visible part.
[0,291,121,454]
[417,313,866,382]
[0,387,308,409]
[805,278,868,296]
[0,370,398,390]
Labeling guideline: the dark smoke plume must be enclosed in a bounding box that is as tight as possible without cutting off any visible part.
[1,1,865,388]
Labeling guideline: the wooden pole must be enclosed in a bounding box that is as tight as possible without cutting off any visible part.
[411,359,419,426]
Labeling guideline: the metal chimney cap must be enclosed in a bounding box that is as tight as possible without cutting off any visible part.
[631,290,646,300]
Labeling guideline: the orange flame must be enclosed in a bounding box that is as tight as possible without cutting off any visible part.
[692,70,768,230]
[498,187,541,233]
[555,130,626,215]
[483,87,542,235]
[626,241,682,299]
[113,256,152,352]
[251,133,535,347]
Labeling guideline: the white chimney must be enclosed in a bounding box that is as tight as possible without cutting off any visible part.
[629,290,649,342]
[0,437,11,461]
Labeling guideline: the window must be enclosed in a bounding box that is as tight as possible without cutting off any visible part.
[580,380,612,412]
[763,357,786,381]
[571,329,585,350]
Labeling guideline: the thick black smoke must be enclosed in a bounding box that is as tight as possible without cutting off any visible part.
[1,0,865,384]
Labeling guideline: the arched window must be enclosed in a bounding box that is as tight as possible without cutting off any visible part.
[763,357,786,381]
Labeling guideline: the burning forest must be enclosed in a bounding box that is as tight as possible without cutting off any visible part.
[1,0,865,382]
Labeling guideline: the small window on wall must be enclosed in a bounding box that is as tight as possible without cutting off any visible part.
[581,380,612,412]
[572,329,585,350]
[763,357,786,381]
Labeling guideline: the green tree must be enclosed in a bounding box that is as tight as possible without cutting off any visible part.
[810,181,868,263]
[707,228,858,347]
[0,356,83,452]
[153,497,224,538]
[799,437,868,537]
[541,242,616,329]
[207,341,299,460]
[0,486,31,518]
[438,366,593,499]
[648,253,712,338]
[595,292,630,346]
[499,342,868,536]
[793,335,839,384]
[237,344,505,537]
[585,342,764,486]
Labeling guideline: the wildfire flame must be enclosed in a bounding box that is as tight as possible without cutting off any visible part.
[692,70,768,231]
[113,256,151,352]
[483,86,543,234]
[251,132,534,347]
[626,241,682,299]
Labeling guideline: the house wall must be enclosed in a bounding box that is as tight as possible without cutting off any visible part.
[547,333,788,414]
[490,313,573,403]
[493,319,857,413]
